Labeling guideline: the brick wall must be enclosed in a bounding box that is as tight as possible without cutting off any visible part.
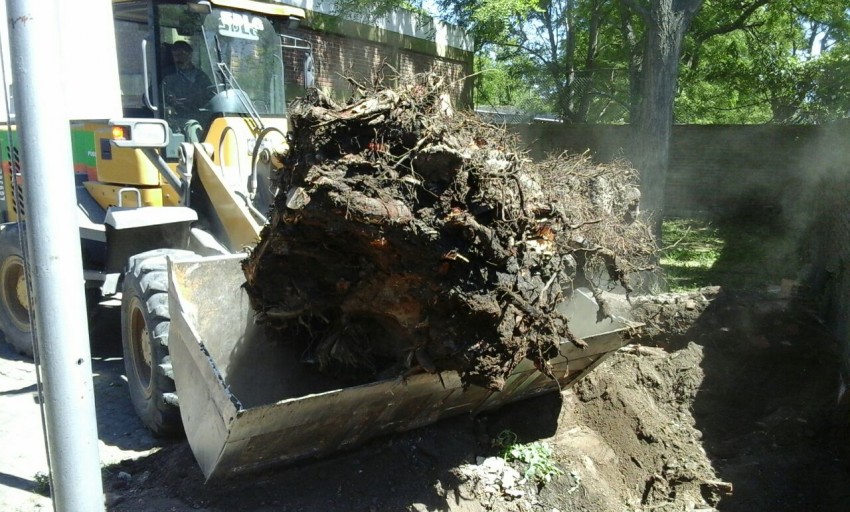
[282,21,472,107]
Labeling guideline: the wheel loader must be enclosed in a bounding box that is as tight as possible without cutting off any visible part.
[0,0,637,481]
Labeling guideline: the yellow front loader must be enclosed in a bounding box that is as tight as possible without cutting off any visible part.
[0,0,308,432]
[0,0,636,480]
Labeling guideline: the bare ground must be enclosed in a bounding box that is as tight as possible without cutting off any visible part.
[2,289,850,511]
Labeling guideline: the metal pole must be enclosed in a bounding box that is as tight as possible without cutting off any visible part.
[5,1,104,510]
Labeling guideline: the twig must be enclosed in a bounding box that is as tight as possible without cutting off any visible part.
[567,219,603,230]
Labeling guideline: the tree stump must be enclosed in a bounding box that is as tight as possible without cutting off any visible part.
[242,73,654,390]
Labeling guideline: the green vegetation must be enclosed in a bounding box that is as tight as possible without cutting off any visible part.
[33,472,50,496]
[660,217,803,292]
[494,429,563,485]
[660,219,725,291]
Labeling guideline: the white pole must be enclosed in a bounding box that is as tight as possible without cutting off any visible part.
[5,0,105,510]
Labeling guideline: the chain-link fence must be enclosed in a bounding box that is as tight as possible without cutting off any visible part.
[475,68,631,124]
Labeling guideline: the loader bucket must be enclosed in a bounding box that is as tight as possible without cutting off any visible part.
[167,254,638,480]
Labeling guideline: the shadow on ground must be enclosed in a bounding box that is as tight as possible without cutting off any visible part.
[658,212,850,511]
[690,293,850,510]
[103,393,563,512]
[88,304,164,456]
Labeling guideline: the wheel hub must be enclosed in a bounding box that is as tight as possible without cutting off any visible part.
[130,302,154,397]
[1,255,30,332]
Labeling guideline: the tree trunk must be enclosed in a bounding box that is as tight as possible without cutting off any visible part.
[625,0,703,237]
[577,0,604,121]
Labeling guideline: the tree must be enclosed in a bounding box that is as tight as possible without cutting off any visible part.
[444,0,703,230]
[677,0,850,123]
[439,0,633,123]
[332,0,700,232]
[474,54,549,115]
[618,0,703,233]
[330,0,850,232]
[809,39,850,120]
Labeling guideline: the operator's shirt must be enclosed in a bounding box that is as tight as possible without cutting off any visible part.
[162,67,213,116]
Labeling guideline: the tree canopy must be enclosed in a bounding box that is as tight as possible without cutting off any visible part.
[679,0,850,123]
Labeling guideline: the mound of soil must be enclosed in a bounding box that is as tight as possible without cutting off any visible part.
[561,343,719,509]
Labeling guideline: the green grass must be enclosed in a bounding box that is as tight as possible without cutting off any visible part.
[660,219,724,292]
[660,217,801,292]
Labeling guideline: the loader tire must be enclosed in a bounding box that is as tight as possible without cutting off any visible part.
[0,224,33,357]
[121,249,194,437]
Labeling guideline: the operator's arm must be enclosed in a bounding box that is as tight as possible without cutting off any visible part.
[162,74,186,112]
[191,71,214,109]
[163,71,211,115]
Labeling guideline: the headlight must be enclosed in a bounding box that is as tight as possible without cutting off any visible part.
[108,118,169,148]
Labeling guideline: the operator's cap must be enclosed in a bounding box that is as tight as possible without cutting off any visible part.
[172,40,193,53]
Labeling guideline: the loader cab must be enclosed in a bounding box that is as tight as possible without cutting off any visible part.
[113,0,302,156]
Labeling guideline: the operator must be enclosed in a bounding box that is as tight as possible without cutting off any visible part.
[161,41,213,118]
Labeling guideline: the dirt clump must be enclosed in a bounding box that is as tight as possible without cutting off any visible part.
[241,72,654,390]
[564,343,719,510]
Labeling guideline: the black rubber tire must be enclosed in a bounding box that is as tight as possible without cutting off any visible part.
[0,224,33,357]
[121,249,194,437]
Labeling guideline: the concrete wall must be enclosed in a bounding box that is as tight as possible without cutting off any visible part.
[805,123,850,381]
[512,122,849,219]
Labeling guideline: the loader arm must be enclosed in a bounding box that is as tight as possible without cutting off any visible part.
[192,141,263,252]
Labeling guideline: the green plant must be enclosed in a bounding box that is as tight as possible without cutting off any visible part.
[33,471,50,496]
[494,429,563,485]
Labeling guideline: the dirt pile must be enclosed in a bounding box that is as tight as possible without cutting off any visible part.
[610,286,720,345]
[564,344,721,509]
[241,73,655,389]
[450,342,722,511]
